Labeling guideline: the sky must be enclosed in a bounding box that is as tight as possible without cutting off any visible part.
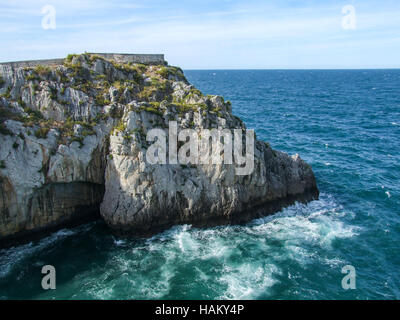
[0,0,399,69]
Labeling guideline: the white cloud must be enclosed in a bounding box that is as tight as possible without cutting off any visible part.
[1,0,400,68]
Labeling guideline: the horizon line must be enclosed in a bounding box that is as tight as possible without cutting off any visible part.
[183,67,400,71]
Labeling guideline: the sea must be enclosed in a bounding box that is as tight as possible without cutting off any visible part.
[0,70,399,299]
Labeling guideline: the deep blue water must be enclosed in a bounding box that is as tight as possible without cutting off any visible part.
[1,70,399,299]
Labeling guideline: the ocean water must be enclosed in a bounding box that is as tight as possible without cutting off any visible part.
[1,70,399,299]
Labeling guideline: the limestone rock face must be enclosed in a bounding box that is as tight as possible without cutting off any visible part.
[0,53,318,244]
[100,107,318,236]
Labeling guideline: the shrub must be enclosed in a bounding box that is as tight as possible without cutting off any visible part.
[144,106,163,116]
[111,120,126,135]
[49,87,57,100]
[138,86,155,100]
[1,87,11,99]
[65,54,78,64]
[156,66,169,78]
[149,101,160,108]
[12,142,19,149]
[88,54,105,65]
[76,121,96,137]
[0,160,5,169]
[23,108,44,122]
[26,74,38,81]
[95,94,110,106]
[34,65,51,77]
[32,83,39,91]
[168,66,184,77]
[123,132,133,143]
[35,127,50,139]
[0,76,5,88]
[93,112,109,123]
[112,62,144,84]
[17,98,26,108]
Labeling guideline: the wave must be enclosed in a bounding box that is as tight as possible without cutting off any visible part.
[0,194,359,300]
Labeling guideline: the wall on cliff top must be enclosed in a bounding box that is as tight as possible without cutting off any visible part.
[0,53,166,69]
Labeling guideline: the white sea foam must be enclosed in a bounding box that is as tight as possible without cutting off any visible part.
[218,263,280,299]
[1,194,359,299]
[0,226,83,278]
[113,239,127,246]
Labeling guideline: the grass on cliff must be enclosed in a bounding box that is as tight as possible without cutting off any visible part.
[0,87,11,99]
[0,53,218,146]
[34,126,50,139]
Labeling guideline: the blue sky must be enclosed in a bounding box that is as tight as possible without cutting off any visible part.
[1,0,399,69]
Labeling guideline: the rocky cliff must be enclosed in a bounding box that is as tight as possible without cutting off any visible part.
[0,53,318,245]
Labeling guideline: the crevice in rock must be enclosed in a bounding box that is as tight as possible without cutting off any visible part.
[0,181,104,248]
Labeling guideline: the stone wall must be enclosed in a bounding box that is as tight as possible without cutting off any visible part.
[0,53,165,68]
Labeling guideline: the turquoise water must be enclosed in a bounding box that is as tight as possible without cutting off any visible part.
[1,70,399,299]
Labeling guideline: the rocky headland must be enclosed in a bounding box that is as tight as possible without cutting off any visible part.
[0,53,318,247]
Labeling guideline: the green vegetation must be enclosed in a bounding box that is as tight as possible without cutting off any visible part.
[23,108,44,122]
[12,142,19,149]
[123,131,133,143]
[149,101,160,108]
[0,160,6,169]
[34,65,51,77]
[143,106,163,116]
[1,87,11,99]
[136,101,164,117]
[17,98,26,108]
[70,61,85,78]
[0,76,5,88]
[138,78,170,102]
[63,57,87,81]
[32,83,39,92]
[93,112,109,122]
[168,66,184,77]
[65,54,78,64]
[95,74,107,81]
[0,53,213,153]
[95,94,110,106]
[132,127,146,139]
[111,120,127,135]
[24,65,52,82]
[26,74,39,81]
[156,66,169,78]
[79,121,96,137]
[111,80,138,103]
[49,87,58,100]
[138,86,156,100]
[34,126,50,139]
[87,53,105,65]
[56,69,69,83]
[110,61,146,84]
[52,117,98,147]
[111,61,144,83]
[188,88,202,96]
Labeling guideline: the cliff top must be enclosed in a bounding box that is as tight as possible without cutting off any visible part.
[0,53,166,68]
